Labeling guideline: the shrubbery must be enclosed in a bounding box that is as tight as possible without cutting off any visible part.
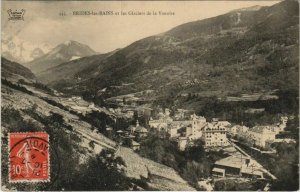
[214,179,265,191]
[17,79,54,95]
[2,79,33,95]
[62,149,142,191]
[1,106,146,190]
[233,138,299,191]
[174,88,298,127]
[270,142,299,191]
[138,130,227,188]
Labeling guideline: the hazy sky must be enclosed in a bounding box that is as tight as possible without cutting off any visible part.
[2,1,279,53]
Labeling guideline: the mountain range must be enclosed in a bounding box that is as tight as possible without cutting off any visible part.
[26,40,97,73]
[37,50,118,84]
[1,35,53,64]
[36,0,298,101]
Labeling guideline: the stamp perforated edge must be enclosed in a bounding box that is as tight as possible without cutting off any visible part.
[8,132,51,183]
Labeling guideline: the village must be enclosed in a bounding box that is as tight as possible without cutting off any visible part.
[3,75,298,190]
[113,106,295,183]
[32,90,296,188]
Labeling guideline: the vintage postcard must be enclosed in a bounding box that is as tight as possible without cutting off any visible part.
[1,0,299,191]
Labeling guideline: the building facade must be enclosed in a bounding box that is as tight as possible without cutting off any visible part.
[247,126,276,148]
[149,110,232,149]
[213,155,263,179]
[203,122,229,147]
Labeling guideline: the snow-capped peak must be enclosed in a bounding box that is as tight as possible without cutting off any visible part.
[1,35,54,63]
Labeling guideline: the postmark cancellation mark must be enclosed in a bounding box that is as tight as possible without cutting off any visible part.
[9,132,50,183]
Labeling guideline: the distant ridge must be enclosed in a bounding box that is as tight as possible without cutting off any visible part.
[27,40,97,73]
[38,0,299,99]
[2,57,36,82]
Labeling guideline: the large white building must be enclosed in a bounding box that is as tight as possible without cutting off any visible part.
[247,126,276,148]
[167,121,191,138]
[187,114,207,139]
[149,118,173,131]
[229,116,288,149]
[203,122,229,147]
[228,125,249,136]
[149,110,206,140]
[149,109,173,131]
[149,110,232,150]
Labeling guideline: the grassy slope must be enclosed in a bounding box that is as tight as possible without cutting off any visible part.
[1,81,195,190]
[44,1,298,102]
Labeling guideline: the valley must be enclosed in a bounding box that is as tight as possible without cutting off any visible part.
[1,0,299,191]
[33,0,298,110]
[1,59,195,190]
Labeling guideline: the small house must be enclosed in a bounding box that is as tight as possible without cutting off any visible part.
[132,140,140,151]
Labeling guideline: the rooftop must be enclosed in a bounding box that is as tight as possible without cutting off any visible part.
[215,155,249,169]
[249,126,275,134]
[241,165,263,176]
[205,123,227,131]
[132,140,140,146]
[135,126,148,133]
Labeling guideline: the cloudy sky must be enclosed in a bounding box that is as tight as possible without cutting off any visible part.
[2,1,279,53]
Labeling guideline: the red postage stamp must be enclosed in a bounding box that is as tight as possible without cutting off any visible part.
[9,132,50,182]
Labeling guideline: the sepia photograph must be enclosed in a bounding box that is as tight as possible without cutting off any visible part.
[1,0,299,191]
